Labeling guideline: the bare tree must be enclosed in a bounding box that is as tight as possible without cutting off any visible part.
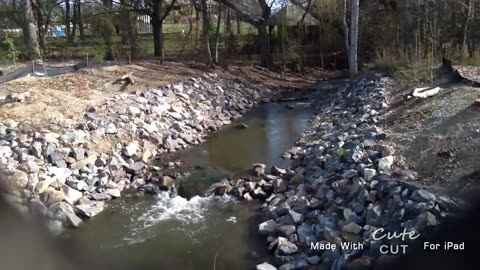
[214,3,222,64]
[200,0,213,66]
[349,0,359,78]
[214,0,276,68]
[339,0,349,68]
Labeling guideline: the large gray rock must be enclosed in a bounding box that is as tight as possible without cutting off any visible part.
[411,189,436,204]
[277,237,298,255]
[256,262,277,270]
[76,200,105,218]
[0,164,28,196]
[378,156,394,174]
[48,202,83,228]
[278,259,308,270]
[259,219,278,236]
[62,184,83,205]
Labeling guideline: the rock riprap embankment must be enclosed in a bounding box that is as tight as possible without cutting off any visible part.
[219,73,463,270]
[0,73,273,234]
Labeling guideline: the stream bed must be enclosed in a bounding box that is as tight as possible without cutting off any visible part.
[61,80,346,270]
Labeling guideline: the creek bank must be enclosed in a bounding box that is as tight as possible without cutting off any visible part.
[0,72,278,234]
[218,73,464,270]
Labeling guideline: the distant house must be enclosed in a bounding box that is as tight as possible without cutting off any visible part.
[268,4,320,27]
[267,4,320,42]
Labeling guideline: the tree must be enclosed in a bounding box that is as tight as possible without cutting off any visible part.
[150,0,177,60]
[200,0,213,66]
[339,0,349,68]
[214,0,276,69]
[214,3,222,64]
[349,0,359,78]
[24,0,41,58]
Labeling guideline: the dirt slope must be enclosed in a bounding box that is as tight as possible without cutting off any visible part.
[383,66,480,200]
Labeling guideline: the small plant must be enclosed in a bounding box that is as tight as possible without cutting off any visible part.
[336,148,345,158]
[0,38,18,64]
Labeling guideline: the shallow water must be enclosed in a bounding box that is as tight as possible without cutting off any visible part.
[63,93,322,270]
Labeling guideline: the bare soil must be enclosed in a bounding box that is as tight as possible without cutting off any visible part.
[382,65,480,200]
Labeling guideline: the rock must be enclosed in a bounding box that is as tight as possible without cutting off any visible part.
[48,202,82,228]
[61,130,89,144]
[277,237,298,255]
[0,165,29,196]
[0,145,12,158]
[106,188,121,198]
[259,219,278,236]
[273,178,288,193]
[123,141,139,157]
[378,156,394,174]
[271,166,286,175]
[278,225,297,237]
[105,123,117,134]
[236,123,249,129]
[76,200,105,218]
[307,256,320,265]
[363,168,377,181]
[159,175,175,190]
[256,262,277,270]
[411,189,436,204]
[289,210,304,225]
[278,259,308,270]
[18,160,40,173]
[27,199,48,217]
[290,174,304,185]
[366,205,383,226]
[128,106,141,116]
[342,222,363,234]
[40,189,66,206]
[62,184,83,205]
[253,163,266,176]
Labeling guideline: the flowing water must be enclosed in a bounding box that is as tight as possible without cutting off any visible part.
[62,80,346,270]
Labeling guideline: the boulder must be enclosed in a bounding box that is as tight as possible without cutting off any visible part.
[259,219,278,236]
[76,200,105,218]
[256,262,277,270]
[378,156,394,174]
[40,189,66,206]
[0,165,29,196]
[48,202,83,228]
[62,184,83,205]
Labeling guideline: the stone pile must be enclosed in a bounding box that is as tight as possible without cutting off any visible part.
[0,73,273,234]
[222,73,463,270]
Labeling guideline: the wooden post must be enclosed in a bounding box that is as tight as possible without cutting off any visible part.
[86,52,89,67]
[128,52,131,65]
[32,60,35,77]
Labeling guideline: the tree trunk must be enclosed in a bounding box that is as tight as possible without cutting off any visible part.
[71,0,78,43]
[201,0,214,66]
[339,0,350,68]
[236,12,241,34]
[214,4,222,64]
[349,0,359,79]
[66,0,71,42]
[397,0,409,57]
[24,0,40,59]
[77,0,85,40]
[257,25,272,68]
[463,0,474,58]
[152,0,165,60]
[225,7,231,35]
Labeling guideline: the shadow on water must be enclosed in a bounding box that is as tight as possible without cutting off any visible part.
[62,79,347,270]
